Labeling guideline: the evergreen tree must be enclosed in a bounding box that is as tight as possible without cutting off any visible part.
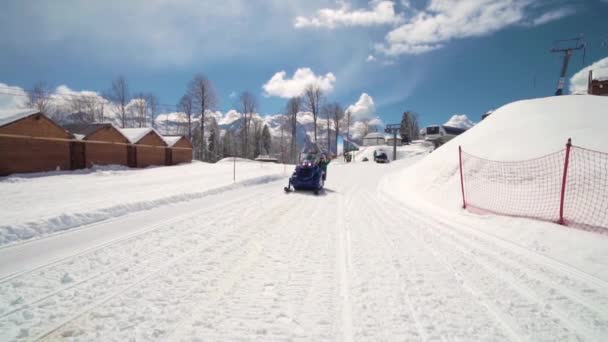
[208,126,217,162]
[400,111,420,144]
[262,124,272,155]
[222,130,235,157]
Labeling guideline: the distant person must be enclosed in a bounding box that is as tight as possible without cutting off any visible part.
[319,154,330,181]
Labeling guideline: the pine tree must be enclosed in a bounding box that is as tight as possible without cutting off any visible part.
[208,126,217,162]
[262,124,272,155]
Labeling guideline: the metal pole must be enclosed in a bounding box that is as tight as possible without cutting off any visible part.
[459,145,466,209]
[393,132,397,161]
[558,138,572,225]
[555,50,572,96]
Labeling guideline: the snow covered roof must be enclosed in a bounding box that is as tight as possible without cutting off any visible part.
[0,108,40,128]
[118,128,160,144]
[163,135,183,147]
[363,132,385,139]
[62,123,122,137]
[387,134,402,140]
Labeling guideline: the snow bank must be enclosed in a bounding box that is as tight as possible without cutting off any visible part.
[0,161,287,246]
[382,95,608,274]
[393,95,608,209]
[347,143,430,163]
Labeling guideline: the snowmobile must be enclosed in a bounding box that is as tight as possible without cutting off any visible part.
[284,146,326,195]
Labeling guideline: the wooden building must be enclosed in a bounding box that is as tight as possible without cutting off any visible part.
[120,128,168,168]
[63,123,130,167]
[0,110,74,176]
[588,70,608,96]
[163,135,193,165]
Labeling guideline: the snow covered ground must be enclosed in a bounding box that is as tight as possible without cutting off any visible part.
[0,95,607,341]
[0,161,288,246]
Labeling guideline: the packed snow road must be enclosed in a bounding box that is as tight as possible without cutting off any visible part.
[1,157,608,341]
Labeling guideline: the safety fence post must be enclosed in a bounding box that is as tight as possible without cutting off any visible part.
[558,138,572,225]
[459,145,466,209]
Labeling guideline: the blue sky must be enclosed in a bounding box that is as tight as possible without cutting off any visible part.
[1,0,607,127]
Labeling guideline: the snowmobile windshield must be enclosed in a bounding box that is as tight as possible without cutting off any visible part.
[299,152,319,166]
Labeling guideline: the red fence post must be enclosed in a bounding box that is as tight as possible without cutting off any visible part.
[559,138,572,225]
[459,145,467,209]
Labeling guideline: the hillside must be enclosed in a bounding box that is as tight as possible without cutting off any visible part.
[391,95,608,210]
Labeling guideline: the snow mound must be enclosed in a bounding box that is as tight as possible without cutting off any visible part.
[395,95,608,209]
[570,57,608,94]
[444,114,475,129]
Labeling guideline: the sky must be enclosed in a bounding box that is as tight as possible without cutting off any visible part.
[1,0,607,128]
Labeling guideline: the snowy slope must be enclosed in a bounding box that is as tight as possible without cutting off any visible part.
[383,95,608,276]
[393,95,608,210]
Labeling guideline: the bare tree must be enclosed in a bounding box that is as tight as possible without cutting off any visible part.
[344,109,352,152]
[109,76,130,128]
[286,97,301,163]
[68,93,102,123]
[400,110,421,144]
[130,94,148,128]
[303,84,323,142]
[324,102,344,154]
[178,94,194,140]
[26,82,53,116]
[238,91,257,159]
[145,93,159,129]
[188,75,217,161]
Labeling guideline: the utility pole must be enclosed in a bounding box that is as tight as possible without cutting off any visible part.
[551,37,585,96]
[385,124,401,161]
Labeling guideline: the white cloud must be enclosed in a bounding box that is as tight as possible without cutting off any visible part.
[444,114,475,129]
[262,68,336,98]
[229,91,237,99]
[376,0,569,56]
[569,57,608,94]
[529,8,575,26]
[294,1,403,29]
[366,55,376,62]
[344,93,384,141]
[219,109,242,125]
[346,93,376,120]
[0,83,28,111]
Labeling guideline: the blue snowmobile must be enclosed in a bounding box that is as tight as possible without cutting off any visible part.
[284,148,326,195]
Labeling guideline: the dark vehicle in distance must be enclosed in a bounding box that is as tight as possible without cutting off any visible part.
[373,150,389,163]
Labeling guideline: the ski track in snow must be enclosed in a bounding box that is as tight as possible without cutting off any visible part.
[0,157,607,341]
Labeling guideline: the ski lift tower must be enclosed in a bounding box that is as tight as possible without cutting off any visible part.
[551,37,586,96]
[384,124,401,161]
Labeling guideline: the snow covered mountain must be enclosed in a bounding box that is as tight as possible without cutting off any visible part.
[443,114,475,129]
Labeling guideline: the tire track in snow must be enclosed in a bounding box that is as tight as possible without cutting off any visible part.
[0,189,270,319]
[378,190,608,337]
[358,191,514,341]
[44,185,338,341]
[375,191,607,341]
[346,189,428,341]
[0,188,273,320]
[164,191,324,340]
[32,192,281,342]
[0,186,280,341]
[337,186,354,342]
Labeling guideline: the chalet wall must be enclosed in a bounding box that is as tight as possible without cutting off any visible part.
[85,142,129,167]
[170,148,193,165]
[136,145,165,167]
[0,135,71,176]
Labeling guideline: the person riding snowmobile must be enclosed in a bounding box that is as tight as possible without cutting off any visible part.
[319,154,330,181]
